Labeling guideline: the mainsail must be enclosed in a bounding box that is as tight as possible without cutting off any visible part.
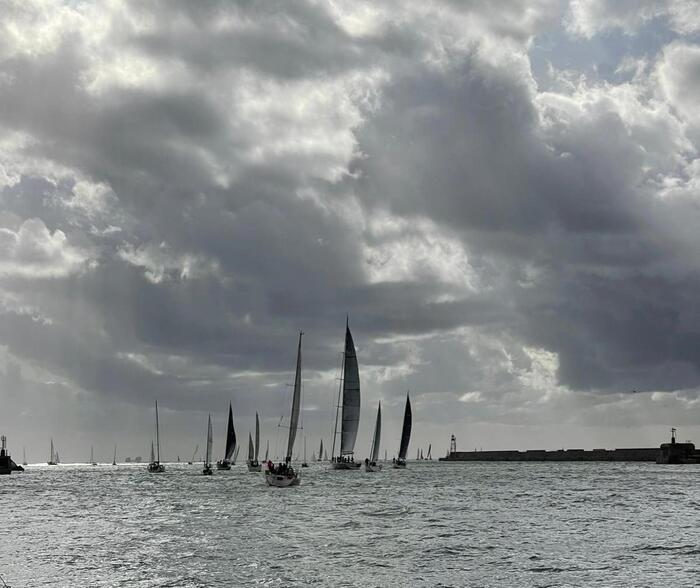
[150,441,155,463]
[340,321,360,455]
[369,403,381,463]
[318,439,323,460]
[224,403,237,461]
[398,394,412,460]
[155,400,161,462]
[285,332,303,462]
[247,432,254,462]
[254,412,260,462]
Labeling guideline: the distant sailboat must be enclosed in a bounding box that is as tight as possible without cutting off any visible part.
[217,403,237,470]
[264,439,269,462]
[317,439,323,462]
[147,400,165,473]
[324,448,328,461]
[48,438,57,466]
[393,393,412,469]
[266,332,303,487]
[188,444,199,465]
[384,449,387,462]
[112,444,117,466]
[203,413,213,475]
[364,402,382,472]
[331,318,361,469]
[247,413,262,472]
[302,437,309,467]
[427,444,432,460]
[90,445,97,466]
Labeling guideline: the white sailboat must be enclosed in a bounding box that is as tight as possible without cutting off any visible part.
[203,413,213,475]
[247,413,262,472]
[331,318,361,469]
[147,400,165,473]
[216,403,236,470]
[393,393,412,469]
[364,402,382,472]
[265,332,303,487]
[427,444,432,460]
[90,445,97,466]
[188,444,198,465]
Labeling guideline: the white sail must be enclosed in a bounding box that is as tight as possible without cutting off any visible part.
[340,321,360,455]
[286,332,303,462]
[205,413,213,467]
[155,400,161,462]
[150,441,155,463]
[255,412,260,462]
[369,403,381,463]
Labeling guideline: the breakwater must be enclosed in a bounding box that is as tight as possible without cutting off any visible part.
[439,447,660,462]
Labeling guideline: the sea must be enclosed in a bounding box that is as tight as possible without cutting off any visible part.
[1,461,698,587]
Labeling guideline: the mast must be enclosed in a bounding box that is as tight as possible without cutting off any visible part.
[398,393,412,460]
[340,318,361,456]
[155,400,161,463]
[205,413,213,467]
[255,412,260,462]
[286,331,303,463]
[369,402,381,463]
[331,346,345,460]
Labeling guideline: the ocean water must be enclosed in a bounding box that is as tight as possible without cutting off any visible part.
[1,461,698,587]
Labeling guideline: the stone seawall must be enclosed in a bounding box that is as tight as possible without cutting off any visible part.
[439,447,660,462]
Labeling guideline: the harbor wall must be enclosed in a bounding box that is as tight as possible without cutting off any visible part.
[439,447,660,462]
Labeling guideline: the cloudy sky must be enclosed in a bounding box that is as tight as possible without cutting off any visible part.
[2,0,700,462]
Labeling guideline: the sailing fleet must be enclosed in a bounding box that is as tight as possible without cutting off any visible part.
[29,320,423,486]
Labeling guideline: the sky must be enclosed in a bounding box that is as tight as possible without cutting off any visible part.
[2,0,700,463]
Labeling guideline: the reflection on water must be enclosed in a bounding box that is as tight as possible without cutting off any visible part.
[2,461,698,586]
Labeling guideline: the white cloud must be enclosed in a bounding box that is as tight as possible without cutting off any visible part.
[0,218,91,278]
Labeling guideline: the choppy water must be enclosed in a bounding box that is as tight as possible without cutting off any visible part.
[1,461,699,587]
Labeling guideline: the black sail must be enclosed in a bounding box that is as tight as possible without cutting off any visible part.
[225,403,237,461]
[398,394,412,460]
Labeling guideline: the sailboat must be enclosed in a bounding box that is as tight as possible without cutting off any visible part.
[265,332,303,487]
[188,444,198,465]
[393,393,412,468]
[427,444,432,460]
[90,445,97,466]
[203,413,213,475]
[48,438,57,465]
[112,444,117,466]
[302,437,309,467]
[22,447,27,467]
[147,400,166,472]
[364,402,382,472]
[264,439,269,462]
[216,403,237,470]
[317,439,323,462]
[324,448,328,461]
[331,318,361,469]
[247,413,262,472]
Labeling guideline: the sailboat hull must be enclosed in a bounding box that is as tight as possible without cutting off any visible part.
[331,460,361,470]
[246,461,262,472]
[202,466,213,475]
[216,460,232,470]
[392,459,407,469]
[364,463,383,472]
[147,462,165,473]
[265,471,300,487]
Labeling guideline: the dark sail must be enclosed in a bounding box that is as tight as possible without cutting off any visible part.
[398,394,412,460]
[340,323,360,455]
[225,403,237,461]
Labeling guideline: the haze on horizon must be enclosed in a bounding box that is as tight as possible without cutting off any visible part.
[2,0,700,462]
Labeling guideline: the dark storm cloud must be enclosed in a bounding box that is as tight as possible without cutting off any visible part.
[2,0,700,457]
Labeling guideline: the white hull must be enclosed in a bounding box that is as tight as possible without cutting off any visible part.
[265,471,300,487]
[331,460,361,470]
[364,463,382,472]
